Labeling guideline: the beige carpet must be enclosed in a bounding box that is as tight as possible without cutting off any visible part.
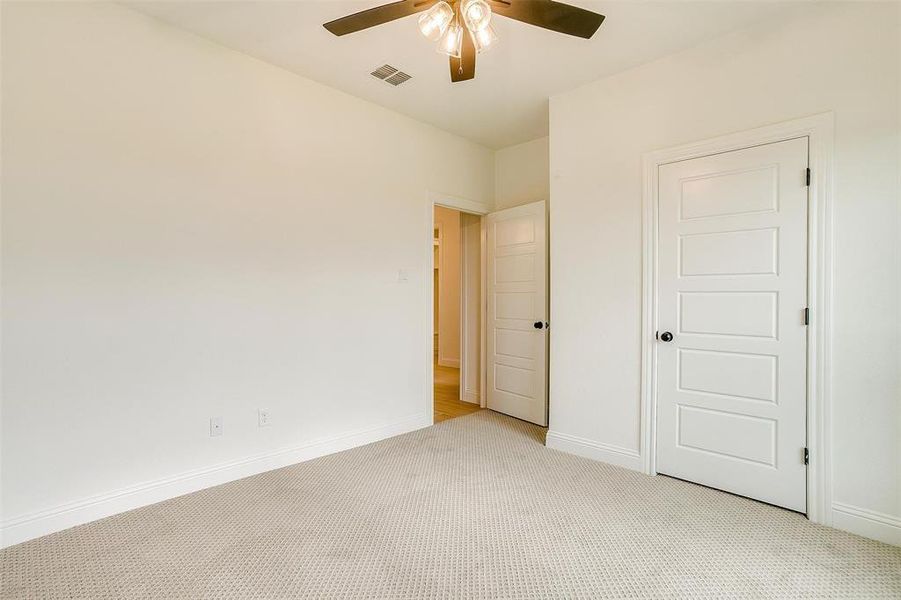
[2,412,899,599]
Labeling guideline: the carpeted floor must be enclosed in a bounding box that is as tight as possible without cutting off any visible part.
[2,411,899,599]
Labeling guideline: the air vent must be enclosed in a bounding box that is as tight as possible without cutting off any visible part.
[370,64,412,87]
[385,71,412,86]
[371,64,397,80]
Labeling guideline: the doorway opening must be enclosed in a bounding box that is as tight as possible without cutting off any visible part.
[429,199,550,427]
[433,205,483,423]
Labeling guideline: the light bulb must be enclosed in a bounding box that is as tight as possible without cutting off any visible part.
[462,0,491,32]
[471,23,497,53]
[418,1,454,41]
[436,21,463,58]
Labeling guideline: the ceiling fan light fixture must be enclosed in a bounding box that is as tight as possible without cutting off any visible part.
[462,0,492,32]
[436,21,464,59]
[471,23,498,53]
[325,0,605,83]
[418,1,454,41]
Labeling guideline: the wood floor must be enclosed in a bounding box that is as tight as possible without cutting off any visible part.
[434,363,482,423]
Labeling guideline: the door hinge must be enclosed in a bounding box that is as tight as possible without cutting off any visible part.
[804,307,809,325]
[803,447,809,465]
[806,168,811,186]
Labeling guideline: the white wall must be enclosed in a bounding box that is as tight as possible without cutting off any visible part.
[494,137,549,210]
[0,2,493,545]
[549,2,900,544]
[434,206,461,367]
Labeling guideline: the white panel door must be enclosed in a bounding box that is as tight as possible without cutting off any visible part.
[656,137,809,512]
[486,201,547,426]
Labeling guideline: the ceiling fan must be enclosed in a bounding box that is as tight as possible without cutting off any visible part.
[324,0,605,83]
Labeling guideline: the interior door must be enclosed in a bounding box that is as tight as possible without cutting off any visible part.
[486,201,548,426]
[656,137,809,512]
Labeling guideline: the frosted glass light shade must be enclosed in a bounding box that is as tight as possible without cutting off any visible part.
[437,21,464,58]
[462,0,491,32]
[471,23,498,53]
[418,1,454,41]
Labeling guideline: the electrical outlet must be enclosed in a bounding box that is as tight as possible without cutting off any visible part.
[210,417,223,437]
[258,409,271,427]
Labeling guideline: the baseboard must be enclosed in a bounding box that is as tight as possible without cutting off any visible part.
[545,430,643,472]
[437,358,460,368]
[832,502,901,546]
[462,389,479,404]
[544,436,901,547]
[0,412,432,549]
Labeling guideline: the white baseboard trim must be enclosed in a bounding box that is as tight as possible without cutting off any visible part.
[437,358,460,368]
[0,412,432,549]
[832,502,901,546]
[545,430,643,472]
[462,389,479,404]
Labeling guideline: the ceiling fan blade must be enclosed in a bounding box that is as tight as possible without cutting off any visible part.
[489,0,604,39]
[324,0,436,36]
[450,31,476,82]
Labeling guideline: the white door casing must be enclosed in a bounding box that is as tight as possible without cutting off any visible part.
[428,193,491,424]
[655,138,809,512]
[460,211,482,405]
[486,201,548,426]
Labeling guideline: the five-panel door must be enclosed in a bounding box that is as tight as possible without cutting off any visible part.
[655,138,809,512]
[486,201,548,426]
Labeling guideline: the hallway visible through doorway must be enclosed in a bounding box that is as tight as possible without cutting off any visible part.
[433,204,482,423]
[434,362,480,423]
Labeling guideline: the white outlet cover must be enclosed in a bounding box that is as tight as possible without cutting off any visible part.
[258,409,271,427]
[210,417,223,437]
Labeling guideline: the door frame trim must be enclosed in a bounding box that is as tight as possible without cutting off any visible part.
[427,192,490,423]
[639,113,835,525]
[460,211,485,406]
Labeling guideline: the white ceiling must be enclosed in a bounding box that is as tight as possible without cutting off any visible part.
[127,1,800,149]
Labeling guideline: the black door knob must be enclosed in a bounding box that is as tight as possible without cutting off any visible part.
[659,331,673,342]
[534,321,544,329]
